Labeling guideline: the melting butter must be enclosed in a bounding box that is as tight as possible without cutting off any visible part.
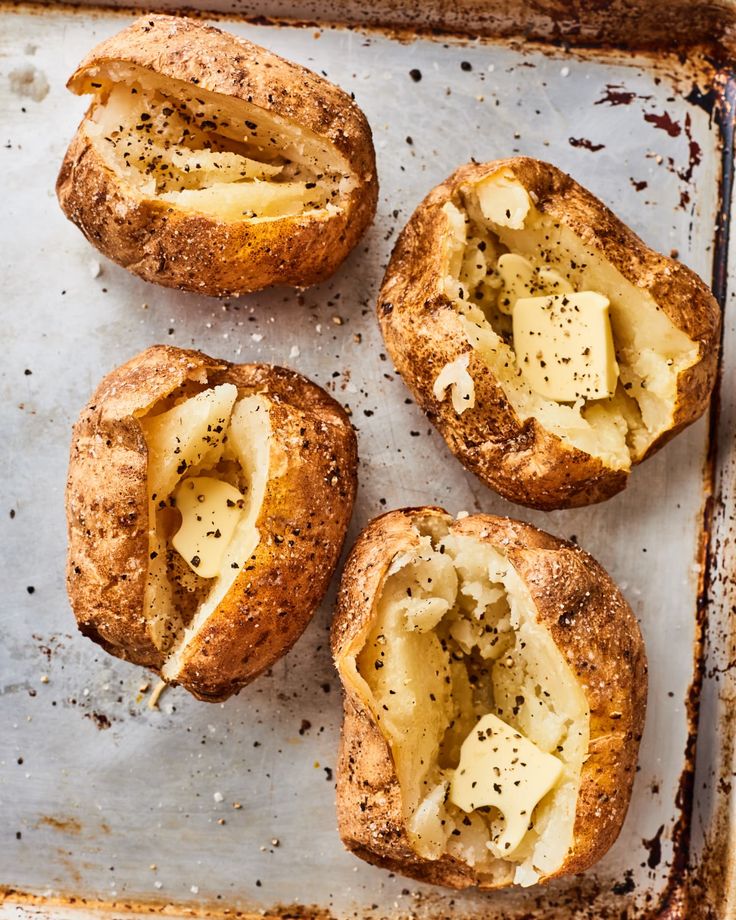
[512,291,619,402]
[449,713,563,858]
[172,476,244,578]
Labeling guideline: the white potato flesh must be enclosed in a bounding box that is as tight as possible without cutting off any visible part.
[433,354,476,415]
[161,394,271,681]
[138,385,271,669]
[355,521,589,887]
[140,383,238,502]
[159,180,315,221]
[441,171,699,468]
[84,73,353,222]
[358,560,454,858]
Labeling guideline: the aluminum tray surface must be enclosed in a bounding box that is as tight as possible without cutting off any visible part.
[0,6,730,918]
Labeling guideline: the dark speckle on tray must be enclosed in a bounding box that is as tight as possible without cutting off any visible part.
[569,137,606,152]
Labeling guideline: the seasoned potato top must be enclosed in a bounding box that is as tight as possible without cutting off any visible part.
[345,515,589,887]
[334,509,647,889]
[437,165,702,470]
[379,159,719,508]
[67,15,374,225]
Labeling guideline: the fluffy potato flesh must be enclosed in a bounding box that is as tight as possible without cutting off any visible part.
[136,383,270,681]
[82,66,356,222]
[354,518,589,888]
[438,168,699,469]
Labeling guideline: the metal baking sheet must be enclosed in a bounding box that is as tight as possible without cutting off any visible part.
[0,4,733,917]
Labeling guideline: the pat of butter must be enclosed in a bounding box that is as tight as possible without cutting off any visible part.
[449,713,563,858]
[476,171,530,230]
[512,291,619,402]
[172,477,244,578]
[497,253,574,315]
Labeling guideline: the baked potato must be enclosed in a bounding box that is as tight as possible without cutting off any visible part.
[378,158,720,509]
[66,345,357,701]
[56,14,377,296]
[332,508,647,889]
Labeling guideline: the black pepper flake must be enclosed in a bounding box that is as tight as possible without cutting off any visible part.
[190,555,201,568]
[409,68,422,82]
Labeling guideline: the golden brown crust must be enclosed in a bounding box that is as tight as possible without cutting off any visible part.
[66,345,358,701]
[378,157,720,510]
[56,14,378,296]
[66,347,218,670]
[332,508,647,889]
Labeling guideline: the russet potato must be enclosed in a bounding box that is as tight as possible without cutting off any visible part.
[57,15,378,296]
[66,345,357,701]
[379,158,721,509]
[332,508,647,889]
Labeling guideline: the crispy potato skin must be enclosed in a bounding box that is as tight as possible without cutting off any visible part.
[378,157,721,510]
[331,508,648,889]
[56,14,378,296]
[66,345,357,701]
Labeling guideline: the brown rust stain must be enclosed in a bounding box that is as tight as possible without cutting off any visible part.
[0,0,732,73]
[649,67,732,911]
[644,110,683,136]
[0,888,335,919]
[595,83,653,106]
[36,816,83,835]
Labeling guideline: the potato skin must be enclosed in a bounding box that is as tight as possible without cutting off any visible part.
[56,14,378,296]
[378,157,721,510]
[331,508,648,889]
[66,345,358,701]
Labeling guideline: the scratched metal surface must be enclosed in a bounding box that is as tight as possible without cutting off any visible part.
[0,5,730,918]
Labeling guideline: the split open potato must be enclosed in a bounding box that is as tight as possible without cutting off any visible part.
[332,508,647,889]
[379,158,720,509]
[66,345,357,701]
[56,15,378,296]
